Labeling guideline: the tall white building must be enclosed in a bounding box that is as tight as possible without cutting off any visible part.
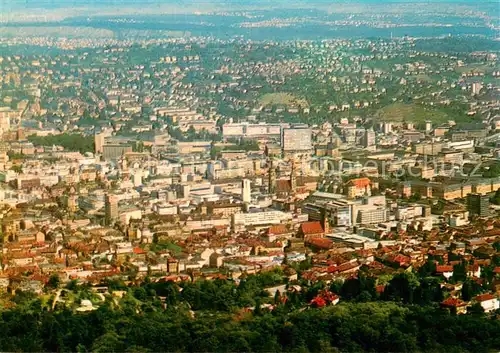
[363,129,376,148]
[425,121,432,133]
[472,82,483,95]
[95,133,105,154]
[0,114,10,134]
[242,179,251,203]
[382,122,393,134]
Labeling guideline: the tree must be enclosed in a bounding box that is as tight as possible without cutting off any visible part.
[91,332,124,353]
[452,261,467,282]
[461,279,482,301]
[483,163,500,178]
[408,192,422,202]
[47,274,60,289]
[467,302,485,316]
[10,165,23,174]
[384,272,420,303]
[274,289,281,304]
[490,188,500,205]
[418,259,437,277]
[27,133,94,154]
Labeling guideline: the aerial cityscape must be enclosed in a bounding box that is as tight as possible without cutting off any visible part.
[0,0,499,351]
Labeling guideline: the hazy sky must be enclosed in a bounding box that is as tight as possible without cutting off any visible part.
[1,0,493,7]
[0,0,494,18]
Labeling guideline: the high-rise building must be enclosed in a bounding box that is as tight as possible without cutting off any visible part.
[467,193,489,217]
[105,194,119,225]
[95,133,105,154]
[281,127,312,152]
[363,129,376,148]
[383,122,393,134]
[472,82,483,95]
[0,114,10,135]
[242,179,251,203]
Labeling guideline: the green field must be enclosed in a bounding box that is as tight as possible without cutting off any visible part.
[455,63,495,75]
[259,92,308,107]
[376,103,450,124]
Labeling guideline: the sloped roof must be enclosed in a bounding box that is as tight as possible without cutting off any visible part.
[301,221,324,235]
[441,297,467,307]
[474,293,497,302]
[346,177,371,188]
[436,265,454,273]
[268,224,289,235]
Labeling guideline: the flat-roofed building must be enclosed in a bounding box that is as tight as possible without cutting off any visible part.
[102,144,133,160]
[281,127,312,152]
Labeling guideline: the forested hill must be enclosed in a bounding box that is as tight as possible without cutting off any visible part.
[1,276,499,352]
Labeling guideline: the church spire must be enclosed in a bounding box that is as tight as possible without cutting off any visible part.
[268,159,276,194]
[291,158,297,191]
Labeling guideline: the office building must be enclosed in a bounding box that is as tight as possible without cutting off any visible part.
[281,127,312,152]
[467,193,489,217]
[356,207,387,225]
[363,129,376,148]
[95,133,105,154]
[472,82,482,95]
[102,144,133,160]
[105,194,119,225]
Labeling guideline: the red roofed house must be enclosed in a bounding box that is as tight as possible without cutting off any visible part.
[467,264,481,278]
[440,297,468,315]
[299,221,325,239]
[310,289,340,308]
[385,253,411,268]
[328,261,361,275]
[435,265,454,280]
[306,237,333,251]
[266,224,292,242]
[346,177,372,199]
[473,293,499,313]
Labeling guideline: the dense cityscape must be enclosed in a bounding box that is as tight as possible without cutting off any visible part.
[0,0,499,352]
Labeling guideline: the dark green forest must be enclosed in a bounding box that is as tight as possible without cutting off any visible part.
[2,271,499,353]
[27,133,95,154]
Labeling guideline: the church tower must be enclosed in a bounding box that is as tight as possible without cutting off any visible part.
[290,158,297,191]
[67,186,78,214]
[322,211,330,235]
[268,159,276,194]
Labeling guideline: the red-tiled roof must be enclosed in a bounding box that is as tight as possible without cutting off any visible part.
[307,237,332,250]
[328,262,359,273]
[441,297,467,307]
[133,247,146,255]
[268,224,288,235]
[301,221,324,235]
[474,293,496,302]
[346,177,371,188]
[436,265,454,273]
